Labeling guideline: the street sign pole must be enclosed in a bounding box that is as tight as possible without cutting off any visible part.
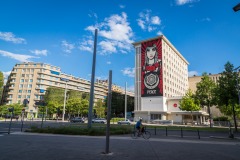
[105,70,112,154]
[8,108,14,134]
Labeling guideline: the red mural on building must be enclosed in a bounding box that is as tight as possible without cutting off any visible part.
[141,38,163,97]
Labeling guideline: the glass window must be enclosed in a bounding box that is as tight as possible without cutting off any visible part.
[21,74,25,77]
[29,79,33,82]
[28,84,32,88]
[20,79,24,82]
[28,90,31,93]
[34,64,37,67]
[18,95,21,98]
[27,95,30,98]
[19,84,23,88]
[24,64,28,67]
[19,90,22,93]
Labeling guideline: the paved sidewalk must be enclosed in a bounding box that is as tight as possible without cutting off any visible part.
[0,132,240,160]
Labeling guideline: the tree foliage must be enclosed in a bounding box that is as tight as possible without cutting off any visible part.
[180,90,201,112]
[106,92,134,117]
[215,62,239,110]
[0,71,3,102]
[180,90,201,124]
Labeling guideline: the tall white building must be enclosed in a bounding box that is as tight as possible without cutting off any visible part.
[133,35,208,124]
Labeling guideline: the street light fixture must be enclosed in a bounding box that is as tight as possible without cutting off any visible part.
[233,3,240,12]
[60,78,69,122]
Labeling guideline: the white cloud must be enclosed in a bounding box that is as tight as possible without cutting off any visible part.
[107,61,111,64]
[88,11,98,19]
[30,49,48,56]
[188,71,198,77]
[85,12,134,54]
[127,85,134,92]
[196,17,211,22]
[137,10,161,32]
[119,5,125,9]
[61,40,75,53]
[121,67,135,78]
[0,32,26,44]
[79,37,94,53]
[175,0,199,6]
[0,50,38,62]
[157,31,163,35]
[99,41,116,54]
[2,71,11,84]
[151,16,161,25]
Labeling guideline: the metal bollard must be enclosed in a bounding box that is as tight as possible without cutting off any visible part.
[181,128,183,138]
[197,129,200,139]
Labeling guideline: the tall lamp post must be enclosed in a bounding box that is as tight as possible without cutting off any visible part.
[60,78,69,122]
[233,3,240,12]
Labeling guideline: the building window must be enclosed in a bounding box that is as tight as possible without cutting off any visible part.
[18,95,21,98]
[151,114,161,120]
[28,84,32,88]
[34,64,37,67]
[21,74,25,77]
[19,90,22,93]
[28,90,31,93]
[19,84,23,88]
[27,95,30,99]
[29,79,33,82]
[20,79,24,83]
[25,64,28,67]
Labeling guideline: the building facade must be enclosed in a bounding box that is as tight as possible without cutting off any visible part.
[188,74,223,117]
[133,35,209,124]
[1,62,133,117]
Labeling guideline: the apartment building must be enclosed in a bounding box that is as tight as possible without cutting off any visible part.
[133,35,209,124]
[1,62,133,117]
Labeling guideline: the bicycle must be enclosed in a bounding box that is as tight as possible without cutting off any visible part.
[131,127,151,139]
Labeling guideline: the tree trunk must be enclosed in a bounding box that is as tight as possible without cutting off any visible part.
[207,104,213,128]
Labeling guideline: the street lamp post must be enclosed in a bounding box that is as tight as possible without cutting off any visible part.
[60,78,69,122]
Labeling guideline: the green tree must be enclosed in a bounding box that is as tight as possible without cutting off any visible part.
[95,99,105,118]
[180,90,201,124]
[0,71,3,103]
[44,87,65,115]
[195,72,216,127]
[215,62,239,132]
[107,92,134,117]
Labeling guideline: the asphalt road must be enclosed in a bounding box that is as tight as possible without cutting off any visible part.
[0,132,240,160]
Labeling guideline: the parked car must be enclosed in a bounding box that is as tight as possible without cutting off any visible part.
[117,119,131,125]
[92,118,106,124]
[70,117,85,123]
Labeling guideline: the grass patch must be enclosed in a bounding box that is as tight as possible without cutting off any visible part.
[26,125,132,136]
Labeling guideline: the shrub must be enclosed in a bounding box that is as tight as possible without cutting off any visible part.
[213,116,229,121]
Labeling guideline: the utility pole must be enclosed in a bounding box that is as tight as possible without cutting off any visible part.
[125,82,127,121]
[88,29,98,128]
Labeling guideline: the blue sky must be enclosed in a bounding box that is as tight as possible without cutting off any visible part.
[1,0,240,91]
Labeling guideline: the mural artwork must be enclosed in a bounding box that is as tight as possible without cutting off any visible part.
[141,38,163,97]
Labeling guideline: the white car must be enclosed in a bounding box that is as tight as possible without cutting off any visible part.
[117,119,131,125]
[92,118,107,124]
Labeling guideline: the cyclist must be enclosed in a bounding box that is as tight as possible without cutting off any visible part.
[136,118,144,135]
